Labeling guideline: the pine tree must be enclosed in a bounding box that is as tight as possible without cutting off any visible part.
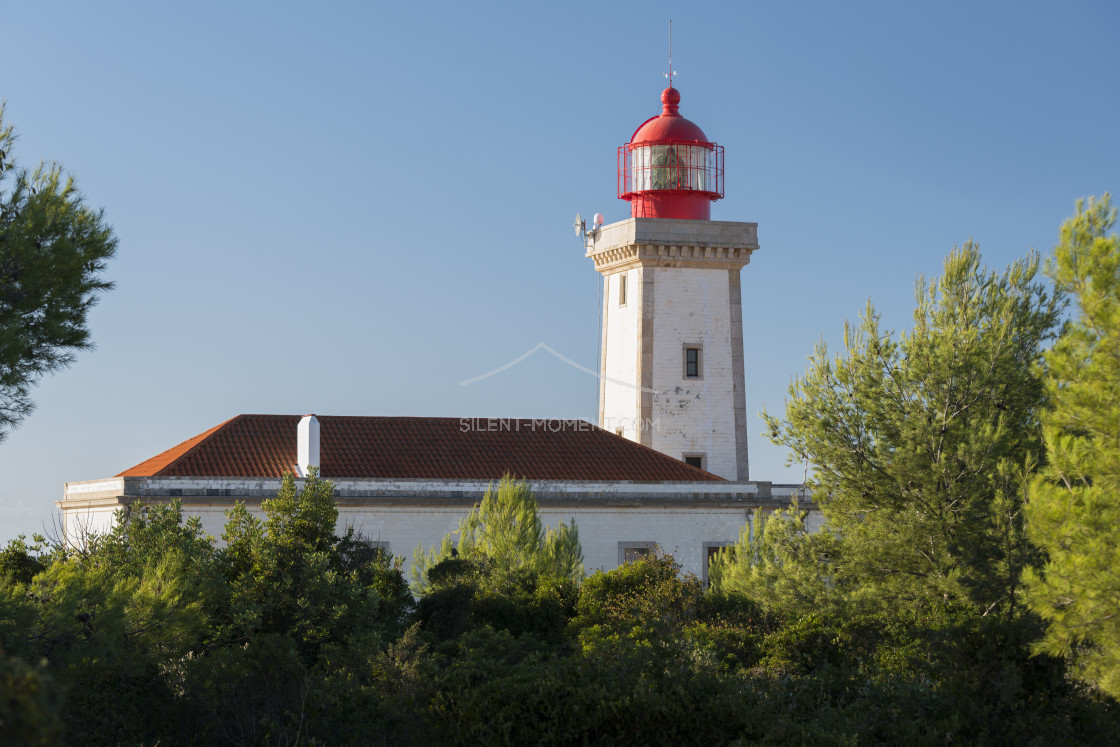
[0,106,117,441]
[1023,195,1120,698]
[707,501,835,617]
[764,244,1061,615]
[411,475,583,593]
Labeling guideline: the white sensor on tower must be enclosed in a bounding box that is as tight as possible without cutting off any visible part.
[573,211,603,250]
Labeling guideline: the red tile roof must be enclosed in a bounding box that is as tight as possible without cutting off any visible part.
[117,415,724,482]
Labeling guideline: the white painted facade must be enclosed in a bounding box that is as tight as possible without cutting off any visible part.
[60,476,819,581]
[601,267,640,440]
[648,266,737,476]
[589,218,758,480]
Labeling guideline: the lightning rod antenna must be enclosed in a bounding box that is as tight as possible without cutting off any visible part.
[664,20,677,87]
[668,19,673,88]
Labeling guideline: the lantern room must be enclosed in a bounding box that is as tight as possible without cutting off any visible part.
[617,86,725,221]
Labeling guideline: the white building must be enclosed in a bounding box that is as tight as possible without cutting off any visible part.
[61,414,814,581]
[59,85,816,580]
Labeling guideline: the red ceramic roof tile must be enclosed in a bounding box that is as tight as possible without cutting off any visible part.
[116,417,236,478]
[117,415,724,482]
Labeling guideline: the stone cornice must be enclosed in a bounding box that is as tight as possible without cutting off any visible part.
[59,493,816,512]
[587,242,756,273]
[60,475,811,506]
[586,217,759,274]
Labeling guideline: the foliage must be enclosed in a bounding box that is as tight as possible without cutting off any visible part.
[217,468,413,658]
[1,473,1117,744]
[88,498,215,576]
[0,527,210,742]
[1024,194,1120,698]
[424,552,1119,745]
[412,475,583,594]
[576,555,739,690]
[0,472,419,744]
[0,649,62,746]
[574,549,701,639]
[763,244,1062,616]
[0,533,50,585]
[183,468,416,743]
[707,501,836,617]
[0,105,117,441]
[416,553,578,646]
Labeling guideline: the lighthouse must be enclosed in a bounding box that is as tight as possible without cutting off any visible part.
[588,85,757,481]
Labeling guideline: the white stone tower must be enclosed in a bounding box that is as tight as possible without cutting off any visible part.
[587,86,757,480]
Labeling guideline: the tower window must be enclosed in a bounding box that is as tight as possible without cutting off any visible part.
[683,454,705,471]
[618,273,627,306]
[683,345,702,378]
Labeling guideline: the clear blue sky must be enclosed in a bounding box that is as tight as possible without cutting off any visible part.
[1,1,1117,542]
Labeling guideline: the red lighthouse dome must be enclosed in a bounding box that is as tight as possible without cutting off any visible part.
[618,87,725,220]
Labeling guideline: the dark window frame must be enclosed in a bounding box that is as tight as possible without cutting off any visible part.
[702,541,736,586]
[683,344,703,379]
[617,541,658,565]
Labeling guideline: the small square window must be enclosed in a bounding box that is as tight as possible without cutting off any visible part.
[684,455,704,470]
[618,541,657,565]
[684,345,702,378]
[618,274,628,306]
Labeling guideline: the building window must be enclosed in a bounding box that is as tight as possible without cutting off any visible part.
[702,541,735,586]
[683,345,702,379]
[618,541,657,565]
[618,273,627,306]
[683,454,705,471]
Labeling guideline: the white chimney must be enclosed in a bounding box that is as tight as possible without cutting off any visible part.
[296,414,320,477]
